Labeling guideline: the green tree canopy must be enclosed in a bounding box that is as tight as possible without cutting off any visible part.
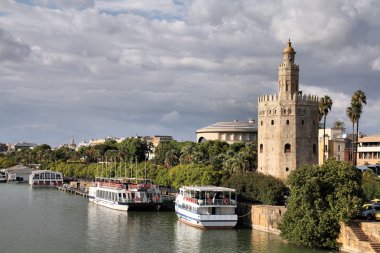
[279,160,363,249]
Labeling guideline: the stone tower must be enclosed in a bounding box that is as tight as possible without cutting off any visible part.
[257,40,319,180]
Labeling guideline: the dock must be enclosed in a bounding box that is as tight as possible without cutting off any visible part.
[58,186,89,198]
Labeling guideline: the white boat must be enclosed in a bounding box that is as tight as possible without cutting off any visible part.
[29,170,63,187]
[88,178,163,211]
[175,186,238,229]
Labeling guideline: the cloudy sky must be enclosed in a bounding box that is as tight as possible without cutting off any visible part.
[0,0,379,146]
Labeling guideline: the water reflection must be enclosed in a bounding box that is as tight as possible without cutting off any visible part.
[86,203,129,251]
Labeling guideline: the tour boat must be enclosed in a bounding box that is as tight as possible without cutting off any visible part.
[88,178,163,211]
[29,170,63,187]
[175,186,238,229]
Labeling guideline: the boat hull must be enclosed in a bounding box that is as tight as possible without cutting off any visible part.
[89,197,129,211]
[175,206,237,229]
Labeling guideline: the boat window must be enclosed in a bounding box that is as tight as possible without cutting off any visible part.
[118,193,122,198]
[123,193,126,199]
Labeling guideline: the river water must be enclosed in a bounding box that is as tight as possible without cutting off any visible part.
[0,184,332,253]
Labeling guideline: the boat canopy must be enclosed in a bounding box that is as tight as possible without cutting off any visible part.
[180,186,235,192]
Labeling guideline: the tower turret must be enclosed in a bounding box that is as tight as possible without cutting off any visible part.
[278,40,299,99]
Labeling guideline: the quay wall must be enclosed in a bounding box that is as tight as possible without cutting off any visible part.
[237,203,380,252]
[236,203,285,234]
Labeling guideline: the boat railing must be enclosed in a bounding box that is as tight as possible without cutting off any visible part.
[128,183,159,191]
[97,182,125,190]
[183,196,236,206]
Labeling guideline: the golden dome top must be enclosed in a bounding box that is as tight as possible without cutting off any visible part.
[283,39,295,54]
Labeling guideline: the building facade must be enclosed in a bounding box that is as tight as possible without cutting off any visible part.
[318,128,353,165]
[357,135,380,165]
[196,120,257,144]
[257,41,319,180]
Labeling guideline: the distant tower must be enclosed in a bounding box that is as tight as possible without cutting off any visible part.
[257,40,319,180]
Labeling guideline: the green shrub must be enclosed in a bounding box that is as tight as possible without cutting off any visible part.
[361,170,380,201]
[279,160,363,250]
[223,172,287,205]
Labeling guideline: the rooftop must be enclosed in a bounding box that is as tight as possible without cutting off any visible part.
[197,120,257,133]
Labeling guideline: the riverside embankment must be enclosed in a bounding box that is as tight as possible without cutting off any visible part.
[237,202,380,253]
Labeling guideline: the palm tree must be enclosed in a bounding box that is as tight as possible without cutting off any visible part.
[332,120,346,132]
[180,144,196,165]
[351,90,367,166]
[346,105,358,164]
[319,95,333,163]
[164,149,179,167]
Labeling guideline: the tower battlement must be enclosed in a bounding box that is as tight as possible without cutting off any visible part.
[258,93,318,102]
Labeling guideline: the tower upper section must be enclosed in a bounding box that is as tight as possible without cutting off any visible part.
[278,40,299,99]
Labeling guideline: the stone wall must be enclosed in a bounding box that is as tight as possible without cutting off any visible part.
[237,203,285,234]
[361,222,380,243]
[237,203,380,253]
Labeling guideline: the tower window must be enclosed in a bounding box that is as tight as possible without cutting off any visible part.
[286,84,288,91]
[260,144,263,153]
[288,109,292,114]
[283,109,286,114]
[286,167,289,172]
[301,120,305,125]
[338,145,341,152]
[313,144,316,154]
[269,110,271,115]
[271,120,274,125]
[260,121,263,126]
[286,120,289,125]
[284,143,291,153]
[274,110,277,115]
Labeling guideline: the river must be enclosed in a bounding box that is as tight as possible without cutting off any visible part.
[0,184,332,253]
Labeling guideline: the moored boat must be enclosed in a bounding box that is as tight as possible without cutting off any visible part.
[88,177,163,211]
[175,186,238,229]
[29,170,63,187]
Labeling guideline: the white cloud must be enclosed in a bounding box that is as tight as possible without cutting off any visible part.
[160,111,180,123]
[0,0,379,146]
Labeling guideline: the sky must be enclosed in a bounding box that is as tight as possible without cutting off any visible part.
[0,0,380,147]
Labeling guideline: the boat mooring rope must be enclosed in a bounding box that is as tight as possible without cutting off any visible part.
[238,210,253,218]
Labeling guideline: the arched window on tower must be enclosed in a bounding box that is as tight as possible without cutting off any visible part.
[260,144,263,153]
[284,143,291,153]
[286,119,289,125]
[313,144,317,154]
[271,120,274,125]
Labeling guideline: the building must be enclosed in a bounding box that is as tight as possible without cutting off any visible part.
[318,128,353,165]
[257,41,319,180]
[357,135,380,166]
[14,142,37,151]
[4,165,33,182]
[196,120,257,144]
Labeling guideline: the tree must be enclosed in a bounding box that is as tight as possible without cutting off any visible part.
[223,172,287,205]
[319,95,333,163]
[351,90,367,166]
[279,160,363,249]
[332,120,346,132]
[180,143,196,165]
[346,105,358,163]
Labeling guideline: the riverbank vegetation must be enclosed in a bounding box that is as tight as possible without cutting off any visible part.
[279,160,363,249]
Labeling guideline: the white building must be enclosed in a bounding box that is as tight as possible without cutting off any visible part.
[196,120,257,144]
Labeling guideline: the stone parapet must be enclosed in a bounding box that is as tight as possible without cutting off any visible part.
[258,93,318,102]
